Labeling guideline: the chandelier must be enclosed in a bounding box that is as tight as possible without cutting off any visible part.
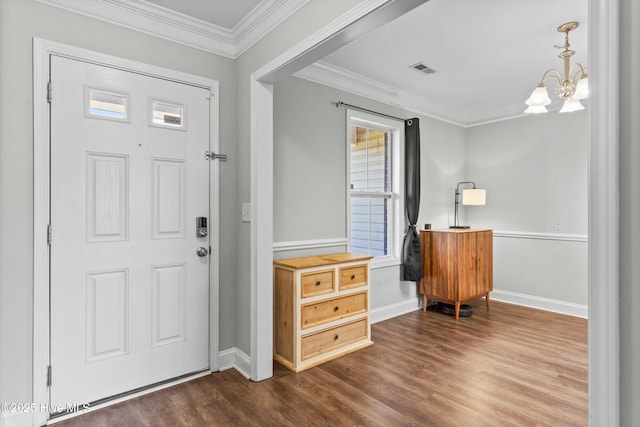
[524,21,588,114]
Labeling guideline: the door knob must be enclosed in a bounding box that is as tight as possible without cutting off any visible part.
[196,247,208,257]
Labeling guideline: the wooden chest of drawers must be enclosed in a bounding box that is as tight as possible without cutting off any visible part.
[273,253,373,372]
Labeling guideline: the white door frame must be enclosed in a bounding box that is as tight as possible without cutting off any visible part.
[249,0,619,424]
[33,38,220,426]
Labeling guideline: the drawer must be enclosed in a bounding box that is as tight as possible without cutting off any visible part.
[301,318,368,360]
[301,291,367,329]
[301,269,334,298]
[339,264,368,290]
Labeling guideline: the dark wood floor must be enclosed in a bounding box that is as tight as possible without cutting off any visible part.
[52,300,588,427]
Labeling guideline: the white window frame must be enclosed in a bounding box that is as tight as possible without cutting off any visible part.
[346,109,404,270]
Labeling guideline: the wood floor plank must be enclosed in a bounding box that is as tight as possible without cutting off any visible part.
[51,300,587,426]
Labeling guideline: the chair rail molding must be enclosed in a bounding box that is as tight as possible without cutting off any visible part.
[273,237,348,252]
[493,230,588,242]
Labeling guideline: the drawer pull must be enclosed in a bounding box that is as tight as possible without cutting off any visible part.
[334,306,339,312]
[350,274,355,280]
[315,280,321,286]
[334,334,339,341]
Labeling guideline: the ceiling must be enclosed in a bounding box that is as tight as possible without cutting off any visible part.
[48,0,589,126]
[144,0,263,30]
[307,0,589,126]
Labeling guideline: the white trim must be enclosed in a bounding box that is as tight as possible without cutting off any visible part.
[33,38,221,426]
[218,348,251,379]
[208,65,222,374]
[272,237,348,252]
[34,0,310,59]
[370,298,420,324]
[493,230,589,242]
[32,37,52,427]
[491,290,588,319]
[588,0,620,425]
[249,77,274,382]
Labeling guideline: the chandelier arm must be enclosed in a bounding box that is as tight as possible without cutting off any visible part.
[571,63,588,80]
[540,69,563,86]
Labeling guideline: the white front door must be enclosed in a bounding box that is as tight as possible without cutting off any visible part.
[49,55,212,408]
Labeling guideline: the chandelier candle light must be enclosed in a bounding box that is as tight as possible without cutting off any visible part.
[524,21,588,114]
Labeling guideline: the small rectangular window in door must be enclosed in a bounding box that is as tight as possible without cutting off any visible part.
[85,87,130,122]
[150,100,186,130]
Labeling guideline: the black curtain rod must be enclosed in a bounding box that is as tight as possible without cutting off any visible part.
[334,101,406,122]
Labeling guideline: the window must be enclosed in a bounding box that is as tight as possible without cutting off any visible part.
[85,87,130,122]
[149,99,186,130]
[347,110,403,268]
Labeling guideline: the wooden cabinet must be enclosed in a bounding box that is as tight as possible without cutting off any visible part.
[273,253,373,372]
[420,229,493,320]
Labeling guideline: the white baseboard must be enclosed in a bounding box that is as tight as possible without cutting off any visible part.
[219,347,251,379]
[370,297,421,324]
[491,289,588,318]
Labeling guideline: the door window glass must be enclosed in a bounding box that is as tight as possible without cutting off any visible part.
[150,100,186,130]
[86,87,129,122]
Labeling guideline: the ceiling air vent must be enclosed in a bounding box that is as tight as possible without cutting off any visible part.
[410,62,436,75]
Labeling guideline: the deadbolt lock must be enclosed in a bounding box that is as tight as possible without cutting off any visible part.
[196,217,208,237]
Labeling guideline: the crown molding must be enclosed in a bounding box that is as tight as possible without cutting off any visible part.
[36,0,311,59]
[294,61,545,128]
[294,61,466,127]
[233,0,311,57]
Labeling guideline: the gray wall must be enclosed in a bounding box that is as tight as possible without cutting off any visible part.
[272,75,466,310]
[466,113,588,234]
[466,112,588,305]
[619,0,640,422]
[0,0,238,407]
[272,74,588,311]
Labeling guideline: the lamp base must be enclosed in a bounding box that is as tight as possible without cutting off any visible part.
[449,225,471,229]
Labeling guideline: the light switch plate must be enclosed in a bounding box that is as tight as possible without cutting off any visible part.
[242,203,251,222]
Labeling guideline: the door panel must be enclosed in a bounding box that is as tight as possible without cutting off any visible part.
[50,55,211,407]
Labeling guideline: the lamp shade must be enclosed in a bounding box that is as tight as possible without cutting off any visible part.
[573,75,589,100]
[462,188,486,205]
[559,97,585,113]
[525,84,552,106]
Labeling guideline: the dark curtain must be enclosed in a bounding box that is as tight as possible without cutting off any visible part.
[402,118,422,281]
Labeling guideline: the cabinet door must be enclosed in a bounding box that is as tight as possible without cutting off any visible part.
[476,231,493,293]
[428,232,458,300]
[456,232,478,300]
